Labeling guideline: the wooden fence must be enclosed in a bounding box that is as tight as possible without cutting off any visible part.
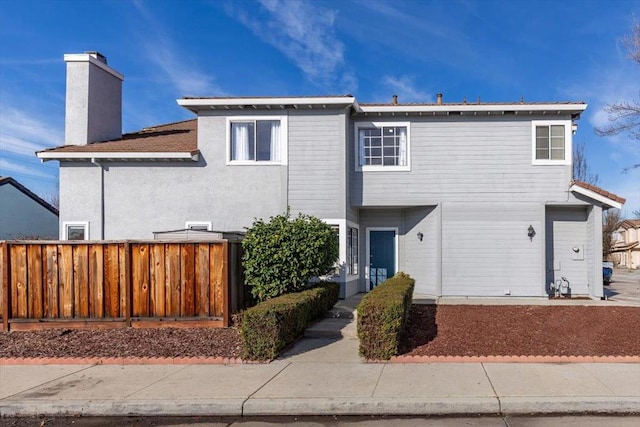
[0,240,243,331]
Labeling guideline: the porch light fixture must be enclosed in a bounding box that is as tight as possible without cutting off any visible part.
[417,232,424,241]
[527,225,536,241]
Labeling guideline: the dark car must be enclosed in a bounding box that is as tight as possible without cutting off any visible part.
[603,262,613,285]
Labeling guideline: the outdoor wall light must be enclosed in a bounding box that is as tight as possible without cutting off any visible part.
[417,232,424,241]
[528,225,536,241]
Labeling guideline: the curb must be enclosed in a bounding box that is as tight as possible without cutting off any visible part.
[0,356,266,366]
[387,355,640,363]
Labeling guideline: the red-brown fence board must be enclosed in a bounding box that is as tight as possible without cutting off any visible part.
[0,240,238,331]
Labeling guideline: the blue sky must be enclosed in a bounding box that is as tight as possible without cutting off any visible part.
[1,0,639,216]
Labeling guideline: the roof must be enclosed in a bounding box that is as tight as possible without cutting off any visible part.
[619,219,640,229]
[37,119,198,161]
[570,180,626,209]
[0,176,59,216]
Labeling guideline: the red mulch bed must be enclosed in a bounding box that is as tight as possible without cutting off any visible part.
[0,327,242,359]
[401,305,640,357]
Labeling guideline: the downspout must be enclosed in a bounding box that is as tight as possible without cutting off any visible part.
[91,158,105,240]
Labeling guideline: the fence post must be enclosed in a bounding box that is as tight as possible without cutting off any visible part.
[1,242,9,331]
[222,241,229,327]
[124,241,131,328]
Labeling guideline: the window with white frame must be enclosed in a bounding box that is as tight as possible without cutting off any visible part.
[185,221,212,231]
[228,116,287,163]
[356,122,410,170]
[532,121,571,165]
[63,221,89,240]
[347,227,359,275]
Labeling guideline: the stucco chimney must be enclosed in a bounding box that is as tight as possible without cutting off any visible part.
[436,93,443,105]
[63,51,123,145]
[392,95,398,105]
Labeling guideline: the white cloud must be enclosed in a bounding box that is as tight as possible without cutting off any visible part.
[381,76,432,103]
[0,158,56,181]
[230,0,353,89]
[133,1,224,96]
[0,105,63,157]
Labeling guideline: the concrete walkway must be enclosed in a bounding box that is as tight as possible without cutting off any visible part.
[2,294,639,417]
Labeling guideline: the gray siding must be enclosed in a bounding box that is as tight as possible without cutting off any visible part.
[351,115,573,207]
[0,184,58,239]
[359,207,438,295]
[441,202,544,297]
[545,206,589,296]
[587,205,603,298]
[288,110,346,219]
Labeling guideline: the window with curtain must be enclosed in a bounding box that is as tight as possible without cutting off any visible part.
[356,122,409,170]
[230,119,281,162]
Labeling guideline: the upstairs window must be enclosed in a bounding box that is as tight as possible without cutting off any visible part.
[532,121,571,165]
[356,122,410,171]
[228,116,287,164]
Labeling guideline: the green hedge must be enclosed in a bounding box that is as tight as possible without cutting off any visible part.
[357,272,415,360]
[241,282,340,360]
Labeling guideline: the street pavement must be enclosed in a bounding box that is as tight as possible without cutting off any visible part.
[1,293,639,418]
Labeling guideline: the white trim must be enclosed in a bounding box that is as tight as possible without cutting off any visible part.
[62,221,90,241]
[570,185,624,209]
[178,96,355,110]
[323,219,346,282]
[359,103,587,114]
[64,53,124,81]
[185,221,213,231]
[225,115,288,165]
[365,227,399,292]
[37,151,198,161]
[355,121,411,172]
[531,120,573,166]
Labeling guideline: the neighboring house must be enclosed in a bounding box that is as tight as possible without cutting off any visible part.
[37,52,626,299]
[611,219,640,269]
[0,176,59,240]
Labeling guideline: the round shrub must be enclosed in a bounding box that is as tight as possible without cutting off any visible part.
[242,211,339,302]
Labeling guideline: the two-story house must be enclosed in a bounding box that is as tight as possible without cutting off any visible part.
[612,219,640,269]
[37,52,625,299]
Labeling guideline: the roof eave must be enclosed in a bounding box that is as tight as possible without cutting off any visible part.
[36,151,199,162]
[358,103,587,115]
[570,184,624,210]
[177,96,357,112]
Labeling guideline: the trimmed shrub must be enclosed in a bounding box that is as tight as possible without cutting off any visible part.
[241,282,340,361]
[242,211,339,302]
[357,272,415,360]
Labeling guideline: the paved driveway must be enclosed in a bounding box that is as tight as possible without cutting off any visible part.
[604,268,640,306]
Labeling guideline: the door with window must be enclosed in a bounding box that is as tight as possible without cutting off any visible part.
[369,229,396,290]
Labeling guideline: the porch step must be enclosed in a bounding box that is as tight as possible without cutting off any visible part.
[304,318,357,339]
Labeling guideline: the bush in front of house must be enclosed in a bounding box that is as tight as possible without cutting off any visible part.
[242,210,339,302]
[241,281,340,361]
[357,272,415,360]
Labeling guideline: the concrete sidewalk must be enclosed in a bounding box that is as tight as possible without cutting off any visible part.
[2,294,639,417]
[2,335,639,417]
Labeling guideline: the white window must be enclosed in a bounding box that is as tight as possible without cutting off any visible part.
[347,227,359,275]
[185,221,212,231]
[355,122,410,171]
[63,221,89,240]
[227,116,288,164]
[532,120,572,165]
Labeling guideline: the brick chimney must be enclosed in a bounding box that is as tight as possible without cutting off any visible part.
[64,52,123,145]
